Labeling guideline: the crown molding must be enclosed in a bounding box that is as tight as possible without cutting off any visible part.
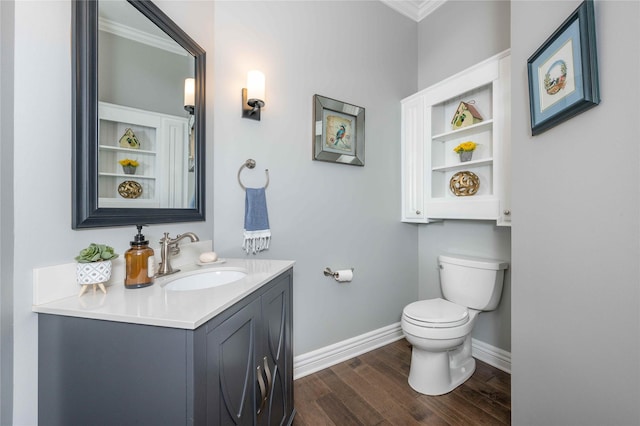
[98,17,188,57]
[380,0,448,22]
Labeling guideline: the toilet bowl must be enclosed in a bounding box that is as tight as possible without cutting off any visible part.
[401,255,508,396]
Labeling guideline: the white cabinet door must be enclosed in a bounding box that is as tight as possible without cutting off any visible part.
[494,55,512,226]
[401,96,426,222]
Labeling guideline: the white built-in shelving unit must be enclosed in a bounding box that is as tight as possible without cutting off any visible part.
[401,50,511,226]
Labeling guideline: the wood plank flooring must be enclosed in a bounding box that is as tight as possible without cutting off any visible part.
[293,339,511,425]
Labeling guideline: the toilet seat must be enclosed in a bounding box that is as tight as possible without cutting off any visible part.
[403,298,469,328]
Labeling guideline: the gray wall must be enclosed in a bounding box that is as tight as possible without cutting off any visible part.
[511,1,640,424]
[212,0,419,354]
[416,0,512,351]
[418,0,511,90]
[0,1,14,423]
[99,31,192,117]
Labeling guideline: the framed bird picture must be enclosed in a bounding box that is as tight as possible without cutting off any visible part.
[313,94,365,166]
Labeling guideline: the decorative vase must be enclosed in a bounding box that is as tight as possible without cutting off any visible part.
[76,261,112,285]
[77,261,112,296]
[122,165,137,175]
[459,151,473,162]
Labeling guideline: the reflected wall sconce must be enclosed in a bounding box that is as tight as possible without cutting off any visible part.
[184,77,196,172]
[184,77,195,115]
[242,70,265,121]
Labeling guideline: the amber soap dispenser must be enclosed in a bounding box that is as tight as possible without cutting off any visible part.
[125,225,155,289]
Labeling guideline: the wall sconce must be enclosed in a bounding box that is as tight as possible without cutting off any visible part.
[184,77,195,115]
[184,77,196,172]
[242,70,265,121]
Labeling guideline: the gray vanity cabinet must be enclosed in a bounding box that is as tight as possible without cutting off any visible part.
[206,274,292,425]
[38,268,294,426]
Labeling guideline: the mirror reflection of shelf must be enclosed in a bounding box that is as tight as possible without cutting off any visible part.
[98,172,156,179]
[97,102,189,209]
[99,198,159,209]
[99,145,156,155]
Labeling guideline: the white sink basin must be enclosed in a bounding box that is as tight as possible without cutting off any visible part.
[163,269,247,291]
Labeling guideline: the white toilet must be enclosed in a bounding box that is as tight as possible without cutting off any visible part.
[401,254,508,396]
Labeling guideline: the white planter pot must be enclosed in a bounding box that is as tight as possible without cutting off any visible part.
[76,261,112,285]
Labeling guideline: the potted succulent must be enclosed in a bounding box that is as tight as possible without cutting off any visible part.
[75,243,119,292]
[453,141,477,162]
[119,158,139,175]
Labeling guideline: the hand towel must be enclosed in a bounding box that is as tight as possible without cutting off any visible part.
[243,187,271,254]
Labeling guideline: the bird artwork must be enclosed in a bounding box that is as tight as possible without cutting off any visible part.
[325,115,353,152]
[334,125,346,146]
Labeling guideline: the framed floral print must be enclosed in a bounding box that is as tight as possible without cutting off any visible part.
[527,0,600,136]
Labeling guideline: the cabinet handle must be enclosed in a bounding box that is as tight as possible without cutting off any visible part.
[256,357,272,419]
[503,210,511,216]
[263,356,272,402]
[416,210,421,215]
[256,365,267,416]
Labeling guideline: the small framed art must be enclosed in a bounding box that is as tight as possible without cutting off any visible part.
[527,0,600,136]
[313,94,365,166]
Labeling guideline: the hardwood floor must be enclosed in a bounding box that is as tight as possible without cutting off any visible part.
[293,339,511,425]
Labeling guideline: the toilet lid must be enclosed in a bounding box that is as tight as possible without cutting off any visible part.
[403,298,469,328]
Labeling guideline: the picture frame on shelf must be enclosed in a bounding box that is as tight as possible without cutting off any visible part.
[527,0,599,136]
[313,94,365,166]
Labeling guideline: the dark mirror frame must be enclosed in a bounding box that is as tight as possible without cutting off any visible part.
[72,0,206,229]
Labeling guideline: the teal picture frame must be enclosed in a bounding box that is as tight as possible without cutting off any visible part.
[527,0,599,136]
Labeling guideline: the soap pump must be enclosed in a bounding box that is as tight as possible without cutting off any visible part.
[124,225,155,289]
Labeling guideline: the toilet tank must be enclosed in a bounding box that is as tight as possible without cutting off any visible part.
[438,254,509,311]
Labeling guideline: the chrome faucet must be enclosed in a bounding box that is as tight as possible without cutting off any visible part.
[156,232,200,277]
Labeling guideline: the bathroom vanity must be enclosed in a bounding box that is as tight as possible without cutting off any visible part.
[35,259,295,426]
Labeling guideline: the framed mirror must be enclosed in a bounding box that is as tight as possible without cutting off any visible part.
[72,0,206,228]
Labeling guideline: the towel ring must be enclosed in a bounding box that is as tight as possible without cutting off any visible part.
[238,159,269,190]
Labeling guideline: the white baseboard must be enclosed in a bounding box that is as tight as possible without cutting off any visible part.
[471,338,512,374]
[293,323,404,380]
[293,323,511,380]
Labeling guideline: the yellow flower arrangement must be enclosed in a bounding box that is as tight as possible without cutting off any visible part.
[453,141,477,153]
[118,158,139,167]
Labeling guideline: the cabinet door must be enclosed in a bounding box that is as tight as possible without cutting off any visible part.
[157,117,189,208]
[260,274,293,426]
[494,55,512,226]
[401,96,427,222]
[206,298,261,426]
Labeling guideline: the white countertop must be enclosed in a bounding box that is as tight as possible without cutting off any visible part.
[33,258,295,330]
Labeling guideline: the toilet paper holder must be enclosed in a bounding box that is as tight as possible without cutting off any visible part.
[323,267,354,278]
